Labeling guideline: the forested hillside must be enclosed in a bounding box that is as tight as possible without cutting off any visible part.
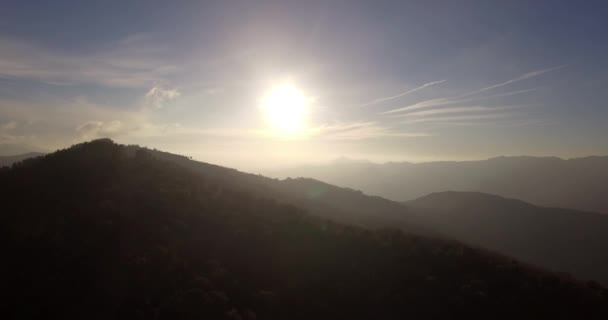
[139,146,608,286]
[131,145,432,235]
[1,140,607,319]
[406,191,608,286]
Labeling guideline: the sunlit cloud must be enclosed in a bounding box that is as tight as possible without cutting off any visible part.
[0,94,140,150]
[76,120,127,140]
[0,121,21,144]
[145,86,181,109]
[0,119,50,152]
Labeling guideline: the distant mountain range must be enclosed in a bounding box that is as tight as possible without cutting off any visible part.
[3,139,607,318]
[269,156,608,214]
[0,143,47,156]
[0,152,45,167]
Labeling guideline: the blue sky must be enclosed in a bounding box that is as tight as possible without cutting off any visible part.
[1,0,607,169]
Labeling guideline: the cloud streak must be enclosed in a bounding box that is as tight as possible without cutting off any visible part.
[382,98,452,114]
[381,84,540,115]
[457,65,564,98]
[392,104,533,118]
[360,80,446,107]
[394,106,494,117]
[400,112,520,124]
[310,121,433,140]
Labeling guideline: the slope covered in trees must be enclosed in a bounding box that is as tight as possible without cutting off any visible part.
[405,191,608,286]
[136,146,608,286]
[1,139,607,319]
[129,146,431,235]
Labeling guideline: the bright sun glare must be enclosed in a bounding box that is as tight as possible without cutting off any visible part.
[261,82,309,136]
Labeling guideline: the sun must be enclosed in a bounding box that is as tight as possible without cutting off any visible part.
[260,82,309,136]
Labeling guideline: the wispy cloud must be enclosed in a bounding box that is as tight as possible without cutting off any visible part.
[0,121,18,132]
[0,94,144,150]
[405,118,558,128]
[479,88,538,99]
[0,37,179,88]
[0,120,21,145]
[394,106,494,117]
[382,98,452,114]
[382,86,539,115]
[76,120,128,140]
[310,121,433,140]
[360,80,446,107]
[380,66,558,116]
[393,104,533,118]
[400,112,520,124]
[457,65,563,98]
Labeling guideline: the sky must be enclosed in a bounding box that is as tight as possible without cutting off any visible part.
[1,0,607,170]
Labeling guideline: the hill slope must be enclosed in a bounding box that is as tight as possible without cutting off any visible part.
[131,144,608,286]
[134,146,608,286]
[269,156,608,213]
[405,191,608,286]
[131,145,433,236]
[2,140,607,319]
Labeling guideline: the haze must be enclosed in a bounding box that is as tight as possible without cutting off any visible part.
[2,1,608,170]
[4,2,608,317]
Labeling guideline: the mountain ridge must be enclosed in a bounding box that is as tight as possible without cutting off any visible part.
[4,139,608,318]
[269,155,608,213]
